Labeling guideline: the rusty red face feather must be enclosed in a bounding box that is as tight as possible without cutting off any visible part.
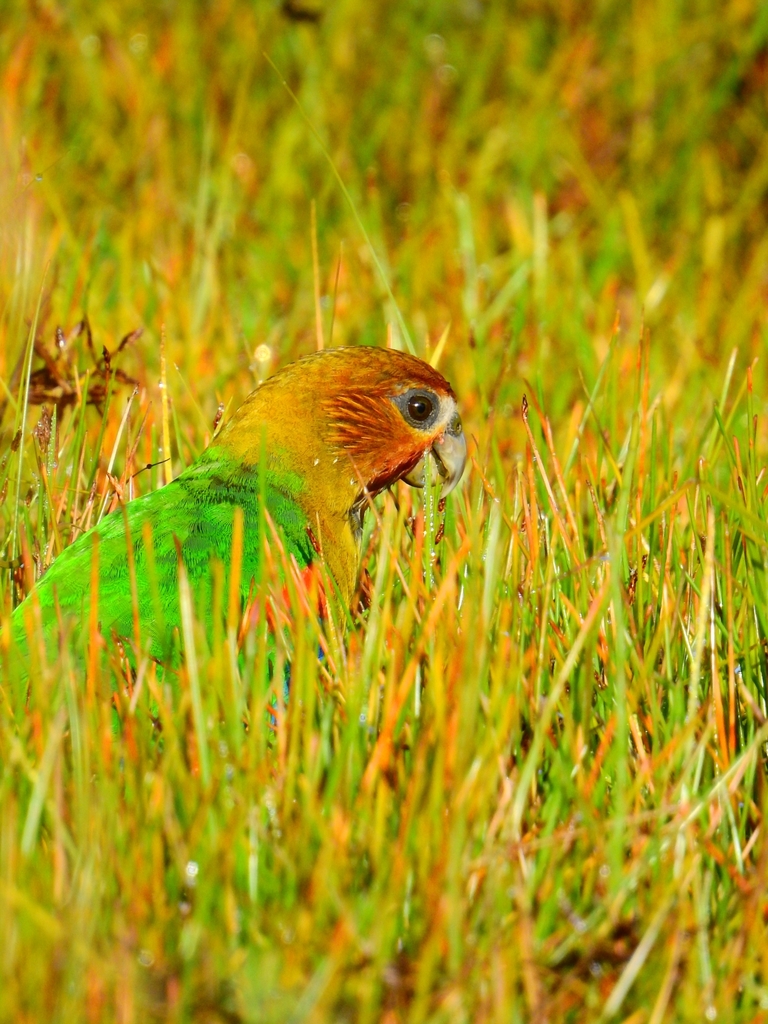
[319,347,466,499]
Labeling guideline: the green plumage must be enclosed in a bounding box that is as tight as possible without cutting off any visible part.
[11,445,314,668]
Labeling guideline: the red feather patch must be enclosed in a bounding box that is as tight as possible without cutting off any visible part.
[320,350,454,495]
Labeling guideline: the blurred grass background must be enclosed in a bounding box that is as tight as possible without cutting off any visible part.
[4,0,768,430]
[3,1,768,1021]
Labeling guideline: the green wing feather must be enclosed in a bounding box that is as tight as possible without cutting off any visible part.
[10,448,314,668]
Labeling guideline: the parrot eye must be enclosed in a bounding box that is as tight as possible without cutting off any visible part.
[407,394,434,422]
[397,387,438,428]
[393,388,440,429]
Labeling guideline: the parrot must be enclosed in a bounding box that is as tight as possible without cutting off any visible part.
[7,346,466,676]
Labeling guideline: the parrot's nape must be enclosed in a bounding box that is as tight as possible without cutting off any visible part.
[8,345,466,674]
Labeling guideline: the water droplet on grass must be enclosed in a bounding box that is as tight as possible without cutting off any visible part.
[129,33,148,56]
[80,35,100,57]
[424,34,445,63]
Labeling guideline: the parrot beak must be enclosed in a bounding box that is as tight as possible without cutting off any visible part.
[433,415,467,494]
[404,412,467,495]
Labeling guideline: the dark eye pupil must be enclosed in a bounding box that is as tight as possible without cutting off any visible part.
[408,395,433,422]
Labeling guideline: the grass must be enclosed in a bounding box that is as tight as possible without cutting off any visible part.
[2,1,768,1020]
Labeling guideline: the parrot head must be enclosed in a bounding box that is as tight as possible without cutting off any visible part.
[214,345,467,602]
[319,346,466,502]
